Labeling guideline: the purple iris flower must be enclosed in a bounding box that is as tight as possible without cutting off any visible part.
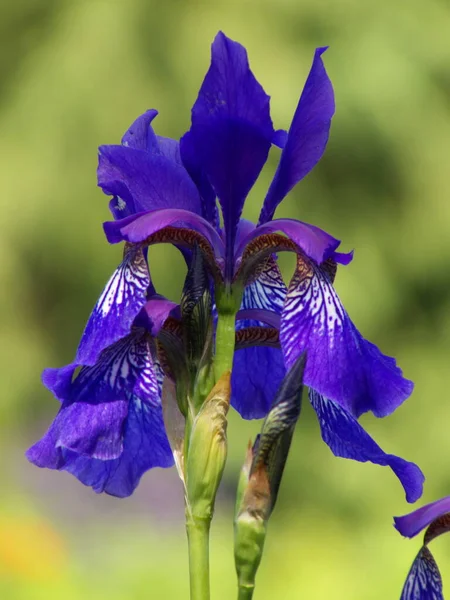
[101,33,410,417]
[27,32,424,501]
[394,497,450,599]
[98,33,423,499]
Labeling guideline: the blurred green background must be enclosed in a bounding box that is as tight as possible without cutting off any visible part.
[1,0,450,598]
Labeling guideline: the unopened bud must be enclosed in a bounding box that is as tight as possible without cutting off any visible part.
[234,441,254,517]
[254,353,305,514]
[185,372,231,519]
[234,460,270,596]
[234,353,306,595]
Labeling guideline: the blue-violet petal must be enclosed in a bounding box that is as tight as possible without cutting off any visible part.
[281,258,413,418]
[186,31,274,263]
[232,257,287,419]
[309,390,424,503]
[259,47,334,224]
[76,245,150,365]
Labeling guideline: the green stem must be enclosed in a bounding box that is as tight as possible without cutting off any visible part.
[213,283,242,382]
[237,583,255,600]
[186,515,211,600]
[214,310,237,382]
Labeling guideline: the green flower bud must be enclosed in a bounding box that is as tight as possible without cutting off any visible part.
[234,441,253,518]
[251,352,306,515]
[234,460,270,599]
[185,372,231,520]
[234,354,306,598]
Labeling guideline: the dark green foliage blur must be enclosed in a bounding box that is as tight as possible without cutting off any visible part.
[1,1,450,598]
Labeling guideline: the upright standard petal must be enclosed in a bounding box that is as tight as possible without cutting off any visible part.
[109,111,186,219]
[121,109,159,151]
[259,48,335,224]
[309,390,424,503]
[119,109,218,225]
[281,256,413,418]
[76,245,150,365]
[27,329,173,496]
[98,145,203,215]
[180,131,219,228]
[186,32,274,272]
[121,110,182,163]
[232,258,287,419]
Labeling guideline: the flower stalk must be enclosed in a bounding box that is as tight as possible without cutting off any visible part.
[186,515,211,600]
[214,283,243,382]
[184,372,231,599]
[214,310,236,381]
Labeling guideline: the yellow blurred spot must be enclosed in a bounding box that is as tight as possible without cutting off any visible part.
[0,515,67,582]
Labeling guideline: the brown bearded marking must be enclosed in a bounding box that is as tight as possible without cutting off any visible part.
[246,255,272,285]
[123,241,135,258]
[237,232,339,288]
[320,257,337,283]
[161,316,183,338]
[235,233,303,286]
[424,513,450,545]
[156,341,174,381]
[123,242,148,270]
[240,233,298,263]
[235,327,280,350]
[292,254,314,281]
[156,317,184,381]
[142,226,223,283]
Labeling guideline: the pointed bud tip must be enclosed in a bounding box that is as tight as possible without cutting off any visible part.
[242,465,271,521]
[275,351,306,407]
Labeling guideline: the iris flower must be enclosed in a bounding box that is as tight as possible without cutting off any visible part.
[27,32,423,501]
[395,496,450,599]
